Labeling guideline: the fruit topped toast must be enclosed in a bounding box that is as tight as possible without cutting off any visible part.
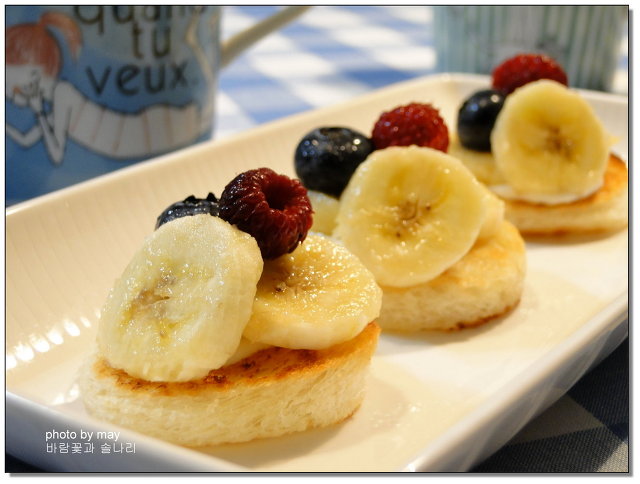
[80,169,382,447]
[449,53,628,236]
[293,107,526,332]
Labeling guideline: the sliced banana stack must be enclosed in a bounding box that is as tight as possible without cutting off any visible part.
[491,80,612,204]
[97,214,263,382]
[245,234,382,349]
[334,146,492,288]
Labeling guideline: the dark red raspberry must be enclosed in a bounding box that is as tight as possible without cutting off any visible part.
[371,102,449,152]
[219,168,313,259]
[492,53,568,95]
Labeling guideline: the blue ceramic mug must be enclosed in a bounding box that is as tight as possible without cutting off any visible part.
[5,6,309,205]
[433,6,627,92]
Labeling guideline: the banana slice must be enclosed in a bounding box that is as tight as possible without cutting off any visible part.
[491,80,611,204]
[307,190,340,235]
[97,214,263,382]
[477,188,506,243]
[244,234,382,349]
[334,146,488,287]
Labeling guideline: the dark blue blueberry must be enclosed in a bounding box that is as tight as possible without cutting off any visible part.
[155,193,219,229]
[457,89,506,151]
[294,127,374,198]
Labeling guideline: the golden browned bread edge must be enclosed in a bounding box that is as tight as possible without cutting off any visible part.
[503,154,628,235]
[79,322,380,447]
[378,220,526,332]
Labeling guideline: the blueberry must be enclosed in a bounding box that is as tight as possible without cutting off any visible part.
[294,127,374,198]
[457,89,506,151]
[155,193,219,229]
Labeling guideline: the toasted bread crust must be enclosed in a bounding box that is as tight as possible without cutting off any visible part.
[504,154,628,235]
[450,143,628,235]
[80,323,380,446]
[378,220,526,332]
[92,322,379,395]
[507,154,626,209]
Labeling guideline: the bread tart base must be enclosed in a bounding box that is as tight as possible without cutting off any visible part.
[449,136,628,236]
[502,154,628,235]
[378,220,526,332]
[79,323,379,447]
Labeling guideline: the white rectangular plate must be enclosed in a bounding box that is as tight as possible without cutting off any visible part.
[6,74,628,472]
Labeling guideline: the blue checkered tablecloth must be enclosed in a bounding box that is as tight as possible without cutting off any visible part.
[6,5,629,474]
[215,5,628,139]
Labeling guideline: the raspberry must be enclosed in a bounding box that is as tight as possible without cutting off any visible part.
[371,103,449,152]
[219,168,313,259]
[492,53,568,95]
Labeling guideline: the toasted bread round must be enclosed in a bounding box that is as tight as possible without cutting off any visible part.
[449,136,628,235]
[502,154,628,235]
[378,220,525,332]
[79,322,380,447]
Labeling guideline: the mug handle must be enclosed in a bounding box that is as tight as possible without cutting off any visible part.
[220,6,312,68]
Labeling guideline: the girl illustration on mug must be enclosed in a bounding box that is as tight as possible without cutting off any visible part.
[6,11,213,166]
